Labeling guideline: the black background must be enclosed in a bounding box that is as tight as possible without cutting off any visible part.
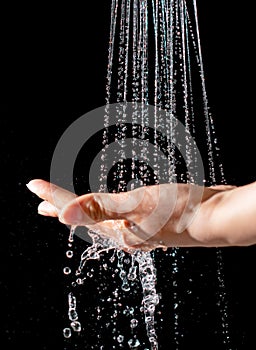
[1,1,256,349]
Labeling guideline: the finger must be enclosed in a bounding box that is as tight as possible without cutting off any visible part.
[26,179,77,211]
[60,188,149,226]
[59,193,125,225]
[60,185,164,228]
[208,185,237,191]
[38,200,58,217]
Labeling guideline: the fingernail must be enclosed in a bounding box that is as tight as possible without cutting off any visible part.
[26,180,39,194]
[38,209,52,216]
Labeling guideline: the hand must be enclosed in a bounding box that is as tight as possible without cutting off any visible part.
[26,179,256,250]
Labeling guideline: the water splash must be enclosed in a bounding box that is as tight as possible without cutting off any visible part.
[63,227,160,348]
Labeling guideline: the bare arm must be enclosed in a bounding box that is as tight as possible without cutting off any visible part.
[188,182,256,246]
[27,179,256,250]
[200,182,256,246]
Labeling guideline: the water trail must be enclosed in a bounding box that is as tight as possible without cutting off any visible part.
[192,1,231,345]
[135,250,159,349]
[63,1,232,348]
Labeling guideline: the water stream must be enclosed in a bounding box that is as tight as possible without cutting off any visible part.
[62,1,231,349]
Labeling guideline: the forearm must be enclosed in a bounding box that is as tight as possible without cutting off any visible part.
[207,182,256,246]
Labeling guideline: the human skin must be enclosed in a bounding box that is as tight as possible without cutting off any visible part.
[26,179,256,251]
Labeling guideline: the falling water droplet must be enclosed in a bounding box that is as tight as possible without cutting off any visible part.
[117,334,124,343]
[71,321,82,332]
[63,328,72,339]
[63,267,71,275]
[130,318,138,328]
[128,338,140,349]
[66,250,73,258]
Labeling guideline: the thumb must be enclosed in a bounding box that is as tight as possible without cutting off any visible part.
[59,190,145,226]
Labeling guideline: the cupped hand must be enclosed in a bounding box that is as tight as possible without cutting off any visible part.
[26,179,236,250]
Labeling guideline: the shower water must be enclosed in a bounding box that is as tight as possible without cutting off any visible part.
[62,1,231,349]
